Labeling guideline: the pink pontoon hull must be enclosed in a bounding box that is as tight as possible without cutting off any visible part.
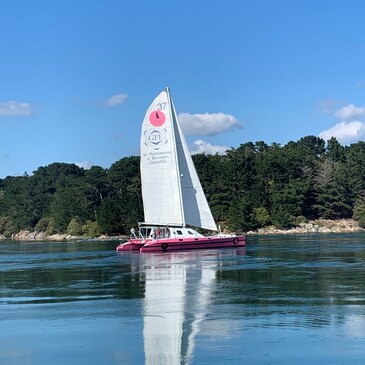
[116,235,246,253]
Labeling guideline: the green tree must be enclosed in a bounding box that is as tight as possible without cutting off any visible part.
[67,217,83,236]
[347,142,365,196]
[193,153,232,222]
[271,206,292,229]
[313,158,352,219]
[34,217,50,232]
[227,195,255,232]
[253,207,271,227]
[97,194,125,234]
[353,192,365,228]
[0,216,15,237]
[0,135,363,235]
[82,221,101,237]
[326,137,345,162]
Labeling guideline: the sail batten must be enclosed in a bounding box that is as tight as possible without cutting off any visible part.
[140,89,217,231]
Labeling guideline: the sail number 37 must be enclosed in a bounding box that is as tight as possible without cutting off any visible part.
[157,102,167,110]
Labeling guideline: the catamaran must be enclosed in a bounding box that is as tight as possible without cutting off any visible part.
[116,88,245,253]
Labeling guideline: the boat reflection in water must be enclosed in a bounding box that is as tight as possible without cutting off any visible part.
[140,248,246,365]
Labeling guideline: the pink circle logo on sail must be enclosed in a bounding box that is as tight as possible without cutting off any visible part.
[149,110,166,126]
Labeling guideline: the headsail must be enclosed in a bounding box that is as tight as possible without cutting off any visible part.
[140,88,217,231]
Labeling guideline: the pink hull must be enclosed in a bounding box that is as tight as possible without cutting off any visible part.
[116,236,246,253]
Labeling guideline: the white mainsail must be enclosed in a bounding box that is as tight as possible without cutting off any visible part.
[140,88,217,231]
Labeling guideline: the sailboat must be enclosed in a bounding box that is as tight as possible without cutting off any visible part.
[116,88,245,253]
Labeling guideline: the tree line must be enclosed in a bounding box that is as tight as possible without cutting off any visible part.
[1,135,365,237]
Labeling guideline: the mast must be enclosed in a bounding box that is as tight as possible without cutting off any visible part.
[166,87,186,227]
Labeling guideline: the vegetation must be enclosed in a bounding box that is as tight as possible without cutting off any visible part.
[1,136,365,237]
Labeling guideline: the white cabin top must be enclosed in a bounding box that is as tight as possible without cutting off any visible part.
[137,225,204,240]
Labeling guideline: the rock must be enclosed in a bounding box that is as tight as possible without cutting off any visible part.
[0,234,6,240]
[318,227,330,233]
[48,234,67,241]
[12,230,32,240]
[246,219,364,236]
[35,231,47,240]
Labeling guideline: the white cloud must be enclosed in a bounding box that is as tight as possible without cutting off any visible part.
[75,161,93,170]
[319,121,365,143]
[190,139,229,155]
[0,101,34,116]
[334,104,365,120]
[178,112,241,136]
[105,93,128,107]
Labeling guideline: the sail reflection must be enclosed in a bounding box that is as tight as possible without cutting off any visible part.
[141,249,246,365]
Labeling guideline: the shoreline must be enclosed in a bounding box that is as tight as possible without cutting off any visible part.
[0,230,128,242]
[245,219,364,235]
[1,219,364,241]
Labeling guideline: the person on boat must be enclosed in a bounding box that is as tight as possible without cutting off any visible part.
[156,227,161,238]
[166,226,170,238]
[130,227,136,238]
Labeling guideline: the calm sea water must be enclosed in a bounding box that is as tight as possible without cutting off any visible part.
[1,234,365,364]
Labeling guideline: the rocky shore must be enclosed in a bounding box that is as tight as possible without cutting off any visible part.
[0,219,363,241]
[246,219,364,235]
[0,230,127,241]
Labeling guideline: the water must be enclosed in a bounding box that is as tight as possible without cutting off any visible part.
[1,234,365,364]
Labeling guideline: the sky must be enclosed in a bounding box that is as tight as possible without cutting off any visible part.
[1,0,365,178]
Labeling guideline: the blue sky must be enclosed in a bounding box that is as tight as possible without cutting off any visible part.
[1,0,365,177]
